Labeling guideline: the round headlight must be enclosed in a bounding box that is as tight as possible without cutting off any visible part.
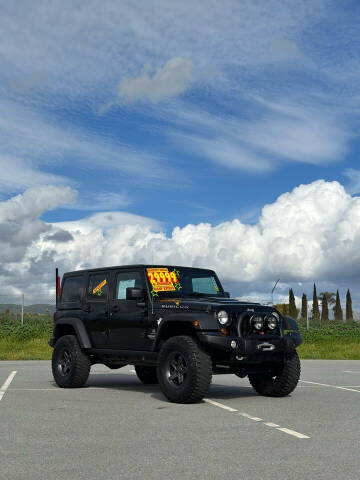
[266,315,278,330]
[217,310,229,325]
[251,316,264,330]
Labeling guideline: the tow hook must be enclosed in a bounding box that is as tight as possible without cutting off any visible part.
[257,342,275,351]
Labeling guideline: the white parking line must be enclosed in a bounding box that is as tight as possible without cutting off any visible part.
[276,428,310,439]
[204,398,238,412]
[300,380,360,393]
[343,371,360,374]
[205,398,310,439]
[0,371,17,401]
[239,412,263,421]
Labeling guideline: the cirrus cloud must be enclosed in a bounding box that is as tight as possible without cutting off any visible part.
[118,57,194,103]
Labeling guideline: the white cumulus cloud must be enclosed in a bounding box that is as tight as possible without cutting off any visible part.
[1,180,360,305]
[0,186,76,294]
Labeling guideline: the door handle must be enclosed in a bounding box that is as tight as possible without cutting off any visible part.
[112,305,120,312]
[83,305,92,313]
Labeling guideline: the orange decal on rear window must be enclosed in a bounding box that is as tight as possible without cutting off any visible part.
[93,279,107,295]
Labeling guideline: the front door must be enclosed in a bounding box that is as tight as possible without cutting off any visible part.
[83,272,110,348]
[108,269,147,350]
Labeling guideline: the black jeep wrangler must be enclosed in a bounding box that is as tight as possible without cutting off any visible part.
[50,265,302,403]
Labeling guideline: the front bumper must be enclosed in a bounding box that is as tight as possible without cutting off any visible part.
[197,331,302,356]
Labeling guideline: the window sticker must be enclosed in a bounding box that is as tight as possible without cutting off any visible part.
[211,277,219,291]
[93,279,107,296]
[147,268,181,297]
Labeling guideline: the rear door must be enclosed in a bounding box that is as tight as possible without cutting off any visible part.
[108,268,147,350]
[83,271,110,348]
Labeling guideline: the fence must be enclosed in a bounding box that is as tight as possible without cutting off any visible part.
[0,293,56,325]
[0,294,358,330]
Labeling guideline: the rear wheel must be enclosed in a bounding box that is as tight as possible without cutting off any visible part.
[248,352,301,397]
[135,366,158,384]
[52,335,91,388]
[157,336,212,403]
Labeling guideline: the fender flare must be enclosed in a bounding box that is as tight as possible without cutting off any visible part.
[153,316,200,351]
[54,318,92,349]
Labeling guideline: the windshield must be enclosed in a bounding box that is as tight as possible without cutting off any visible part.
[146,266,225,299]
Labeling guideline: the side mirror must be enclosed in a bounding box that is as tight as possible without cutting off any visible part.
[126,287,145,301]
[224,291,230,298]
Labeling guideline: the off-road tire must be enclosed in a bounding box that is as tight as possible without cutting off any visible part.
[248,351,301,397]
[52,335,91,388]
[135,366,158,384]
[157,335,212,404]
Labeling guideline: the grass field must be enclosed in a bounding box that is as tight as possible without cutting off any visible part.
[0,315,359,361]
[298,325,360,359]
[0,337,52,360]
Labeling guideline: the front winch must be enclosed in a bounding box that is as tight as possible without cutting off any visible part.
[257,342,276,351]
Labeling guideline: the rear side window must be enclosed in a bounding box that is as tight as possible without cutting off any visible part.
[88,274,108,300]
[61,276,84,303]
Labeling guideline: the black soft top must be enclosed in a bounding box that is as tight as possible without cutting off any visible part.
[63,265,216,276]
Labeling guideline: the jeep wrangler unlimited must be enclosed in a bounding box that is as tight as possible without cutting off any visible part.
[50,265,302,403]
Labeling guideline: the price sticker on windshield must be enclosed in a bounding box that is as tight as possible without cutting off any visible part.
[147,268,179,292]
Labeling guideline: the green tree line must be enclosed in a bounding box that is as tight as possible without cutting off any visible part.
[276,286,354,323]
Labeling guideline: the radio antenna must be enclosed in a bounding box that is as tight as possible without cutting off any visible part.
[271,279,280,305]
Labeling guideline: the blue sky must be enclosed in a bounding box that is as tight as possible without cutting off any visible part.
[1,0,360,307]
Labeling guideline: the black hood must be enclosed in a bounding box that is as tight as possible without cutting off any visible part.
[154,296,278,314]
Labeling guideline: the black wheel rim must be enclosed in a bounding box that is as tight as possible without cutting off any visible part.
[165,352,188,387]
[58,349,72,376]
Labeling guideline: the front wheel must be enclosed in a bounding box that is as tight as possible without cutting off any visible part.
[157,336,212,404]
[248,352,301,397]
[52,335,91,388]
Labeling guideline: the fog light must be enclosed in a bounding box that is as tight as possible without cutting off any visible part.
[266,315,278,330]
[251,315,264,331]
[231,340,237,349]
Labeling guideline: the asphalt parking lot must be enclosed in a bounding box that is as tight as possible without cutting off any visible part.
[0,360,359,480]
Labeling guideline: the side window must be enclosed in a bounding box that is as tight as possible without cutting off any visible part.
[116,271,144,300]
[88,274,108,300]
[61,276,84,303]
[192,276,219,294]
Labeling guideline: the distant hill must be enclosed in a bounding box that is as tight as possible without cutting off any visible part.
[0,304,56,314]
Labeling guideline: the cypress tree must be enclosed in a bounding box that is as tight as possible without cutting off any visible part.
[289,289,297,319]
[301,293,307,320]
[321,294,329,323]
[312,283,320,320]
[346,289,353,322]
[334,290,343,322]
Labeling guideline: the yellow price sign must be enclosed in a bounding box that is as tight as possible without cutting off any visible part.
[147,268,179,292]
